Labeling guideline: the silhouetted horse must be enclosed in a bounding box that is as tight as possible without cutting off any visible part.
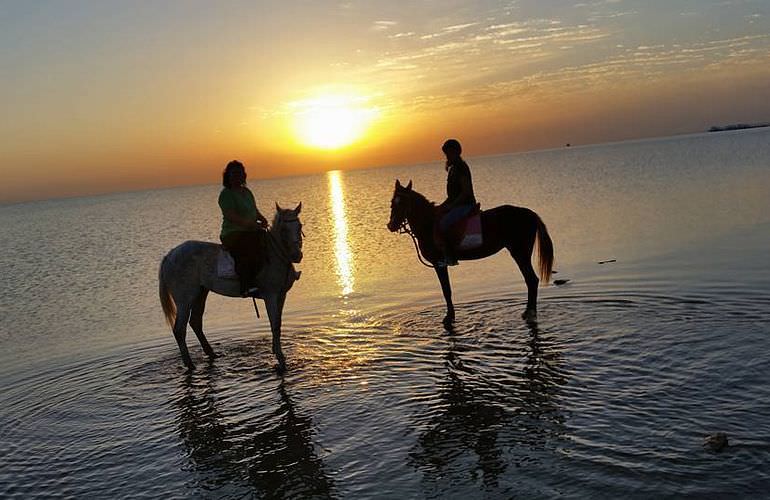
[387,180,553,324]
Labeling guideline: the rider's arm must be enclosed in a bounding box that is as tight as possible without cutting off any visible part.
[246,189,268,228]
[447,174,473,209]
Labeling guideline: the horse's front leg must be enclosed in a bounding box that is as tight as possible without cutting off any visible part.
[173,301,195,371]
[435,265,455,327]
[264,292,287,372]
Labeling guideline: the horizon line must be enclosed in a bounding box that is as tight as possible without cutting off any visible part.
[1,126,764,207]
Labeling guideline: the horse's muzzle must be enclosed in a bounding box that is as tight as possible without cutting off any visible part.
[387,221,398,232]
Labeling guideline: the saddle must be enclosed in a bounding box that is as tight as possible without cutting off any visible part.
[217,231,270,280]
[437,203,483,251]
[218,243,301,288]
[216,248,238,279]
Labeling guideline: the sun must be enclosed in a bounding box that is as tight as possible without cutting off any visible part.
[292,94,378,150]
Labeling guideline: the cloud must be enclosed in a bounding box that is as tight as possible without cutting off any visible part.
[420,22,479,40]
[373,33,770,114]
[303,4,770,121]
[371,17,607,76]
[372,20,397,31]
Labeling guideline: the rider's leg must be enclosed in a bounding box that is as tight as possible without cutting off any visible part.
[222,232,257,296]
[240,232,261,292]
[438,206,472,265]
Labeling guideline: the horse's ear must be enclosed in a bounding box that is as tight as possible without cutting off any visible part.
[406,180,412,191]
[294,202,302,214]
[275,202,281,211]
[395,179,402,189]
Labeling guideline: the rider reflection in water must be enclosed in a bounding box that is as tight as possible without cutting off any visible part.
[436,139,477,267]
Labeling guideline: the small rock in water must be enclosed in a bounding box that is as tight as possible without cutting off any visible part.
[598,259,617,264]
[553,279,570,286]
[703,432,729,452]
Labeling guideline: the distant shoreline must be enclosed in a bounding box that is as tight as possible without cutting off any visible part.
[708,122,770,133]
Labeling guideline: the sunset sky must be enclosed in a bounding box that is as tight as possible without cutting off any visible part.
[1,0,768,203]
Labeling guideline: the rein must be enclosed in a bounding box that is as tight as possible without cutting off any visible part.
[266,214,302,292]
[267,229,294,265]
[398,221,435,268]
[248,210,302,320]
[267,215,301,265]
[396,194,435,269]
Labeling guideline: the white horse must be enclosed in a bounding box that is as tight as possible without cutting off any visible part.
[159,203,303,371]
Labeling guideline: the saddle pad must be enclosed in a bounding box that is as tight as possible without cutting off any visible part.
[458,214,483,250]
[217,249,238,279]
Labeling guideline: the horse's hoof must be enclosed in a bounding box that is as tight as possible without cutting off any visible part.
[442,315,455,328]
[521,309,537,322]
[274,350,287,373]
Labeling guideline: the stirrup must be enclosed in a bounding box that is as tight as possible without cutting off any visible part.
[241,286,260,298]
[436,256,458,267]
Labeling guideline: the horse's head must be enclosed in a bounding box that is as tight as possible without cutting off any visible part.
[387,179,413,232]
[274,202,304,263]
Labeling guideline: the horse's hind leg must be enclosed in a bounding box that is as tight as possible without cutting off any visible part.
[173,301,195,370]
[435,265,455,327]
[190,288,216,359]
[511,248,539,322]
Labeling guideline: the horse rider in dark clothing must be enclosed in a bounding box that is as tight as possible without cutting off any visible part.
[436,139,477,266]
[218,160,269,297]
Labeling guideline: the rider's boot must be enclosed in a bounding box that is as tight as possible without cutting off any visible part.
[435,238,458,267]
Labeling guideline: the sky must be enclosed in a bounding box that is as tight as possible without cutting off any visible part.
[1,0,768,203]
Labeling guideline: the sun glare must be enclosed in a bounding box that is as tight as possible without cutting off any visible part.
[293,94,378,150]
[328,170,354,296]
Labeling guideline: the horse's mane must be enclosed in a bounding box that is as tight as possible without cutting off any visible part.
[271,210,283,229]
[270,208,293,233]
[405,189,435,208]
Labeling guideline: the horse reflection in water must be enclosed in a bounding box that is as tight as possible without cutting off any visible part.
[410,320,568,495]
[175,345,335,498]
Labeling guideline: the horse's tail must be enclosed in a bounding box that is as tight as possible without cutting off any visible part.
[534,214,554,284]
[159,253,176,327]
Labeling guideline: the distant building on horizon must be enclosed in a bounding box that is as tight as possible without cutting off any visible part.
[708,122,770,133]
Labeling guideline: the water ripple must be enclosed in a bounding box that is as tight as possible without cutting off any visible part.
[2,286,770,497]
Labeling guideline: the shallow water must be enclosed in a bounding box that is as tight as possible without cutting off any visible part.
[1,129,769,497]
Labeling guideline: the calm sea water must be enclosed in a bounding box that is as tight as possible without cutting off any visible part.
[1,129,769,498]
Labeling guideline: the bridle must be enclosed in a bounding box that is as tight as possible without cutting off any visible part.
[392,191,435,269]
[269,211,303,265]
[251,209,303,319]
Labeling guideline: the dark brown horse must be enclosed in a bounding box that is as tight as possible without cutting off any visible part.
[387,180,553,325]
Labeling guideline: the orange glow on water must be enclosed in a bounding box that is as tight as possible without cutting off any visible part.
[328,170,355,296]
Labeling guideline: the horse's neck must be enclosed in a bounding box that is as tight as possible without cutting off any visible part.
[257,227,294,291]
[407,197,435,238]
[267,227,287,263]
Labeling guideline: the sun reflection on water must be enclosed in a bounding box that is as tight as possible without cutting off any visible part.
[328,170,355,296]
